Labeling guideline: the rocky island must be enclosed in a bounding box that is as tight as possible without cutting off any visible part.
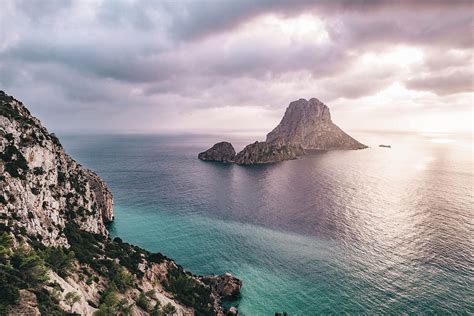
[0,91,241,315]
[266,98,367,150]
[198,142,236,163]
[199,97,367,165]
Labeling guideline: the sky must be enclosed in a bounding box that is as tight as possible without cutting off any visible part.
[0,0,473,135]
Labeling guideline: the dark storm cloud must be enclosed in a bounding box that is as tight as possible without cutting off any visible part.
[2,40,173,83]
[159,0,473,41]
[3,0,471,82]
[12,0,73,22]
[406,69,474,96]
[0,0,472,132]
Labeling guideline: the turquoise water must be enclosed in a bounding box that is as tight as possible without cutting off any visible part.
[61,132,474,315]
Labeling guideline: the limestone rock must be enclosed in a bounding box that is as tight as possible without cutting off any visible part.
[266,98,367,150]
[234,139,304,165]
[0,91,113,246]
[201,272,243,300]
[198,141,236,162]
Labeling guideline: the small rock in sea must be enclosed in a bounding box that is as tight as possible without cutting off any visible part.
[200,273,243,299]
[198,141,236,162]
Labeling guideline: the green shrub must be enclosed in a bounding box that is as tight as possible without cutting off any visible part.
[64,292,81,312]
[150,300,162,316]
[35,288,66,315]
[0,232,13,264]
[0,277,20,310]
[94,285,122,316]
[58,172,66,184]
[10,246,49,287]
[162,303,177,315]
[49,133,62,146]
[136,292,149,311]
[41,247,75,278]
[164,265,214,315]
[64,223,104,271]
[33,167,45,175]
[146,289,156,299]
[0,232,56,313]
[0,145,29,179]
[111,266,133,293]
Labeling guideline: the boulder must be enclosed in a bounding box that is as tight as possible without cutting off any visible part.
[201,273,242,300]
[198,142,236,162]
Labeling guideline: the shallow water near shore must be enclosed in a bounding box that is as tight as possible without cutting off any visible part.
[61,131,473,315]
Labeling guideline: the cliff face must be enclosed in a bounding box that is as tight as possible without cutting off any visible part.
[266,98,367,150]
[0,91,113,246]
[0,91,239,316]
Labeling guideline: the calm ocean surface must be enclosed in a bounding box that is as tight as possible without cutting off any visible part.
[61,132,473,315]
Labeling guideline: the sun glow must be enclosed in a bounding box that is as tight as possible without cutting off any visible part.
[361,46,424,68]
[242,13,329,43]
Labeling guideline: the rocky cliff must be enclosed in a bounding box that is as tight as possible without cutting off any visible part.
[0,92,113,247]
[266,98,367,150]
[0,91,240,315]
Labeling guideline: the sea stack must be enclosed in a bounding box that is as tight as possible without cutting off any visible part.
[266,98,367,150]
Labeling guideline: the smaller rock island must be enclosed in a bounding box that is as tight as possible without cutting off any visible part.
[198,141,236,162]
[198,139,303,165]
[234,139,304,165]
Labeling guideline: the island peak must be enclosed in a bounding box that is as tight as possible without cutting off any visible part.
[267,97,366,150]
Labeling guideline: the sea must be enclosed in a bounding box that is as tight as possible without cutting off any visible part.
[60,131,473,315]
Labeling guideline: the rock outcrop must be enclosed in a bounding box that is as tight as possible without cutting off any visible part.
[198,97,366,165]
[266,98,367,150]
[198,142,236,163]
[0,91,241,316]
[234,139,304,165]
[201,273,243,300]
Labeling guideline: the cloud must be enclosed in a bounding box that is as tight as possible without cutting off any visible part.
[406,69,474,96]
[0,0,472,133]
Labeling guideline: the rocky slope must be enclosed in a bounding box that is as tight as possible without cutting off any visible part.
[0,91,241,315]
[233,140,304,165]
[266,98,367,150]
